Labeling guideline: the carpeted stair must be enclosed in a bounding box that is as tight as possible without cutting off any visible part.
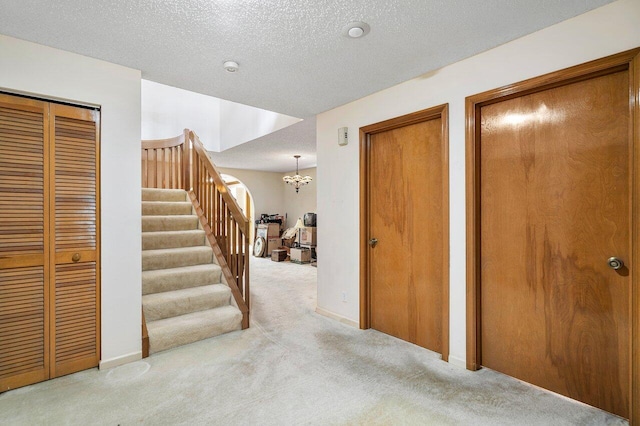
[142,188,242,354]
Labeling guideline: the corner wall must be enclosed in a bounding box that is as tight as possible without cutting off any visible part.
[316,0,640,367]
[0,34,143,367]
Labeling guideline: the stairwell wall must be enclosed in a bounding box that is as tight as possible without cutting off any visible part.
[0,35,143,368]
[316,0,640,368]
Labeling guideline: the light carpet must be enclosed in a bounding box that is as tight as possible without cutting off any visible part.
[0,257,627,425]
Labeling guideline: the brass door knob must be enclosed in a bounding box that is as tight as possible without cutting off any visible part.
[369,238,378,248]
[607,257,623,270]
[72,253,81,262]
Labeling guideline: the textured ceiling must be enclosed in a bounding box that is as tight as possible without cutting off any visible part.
[0,1,614,171]
[208,117,317,172]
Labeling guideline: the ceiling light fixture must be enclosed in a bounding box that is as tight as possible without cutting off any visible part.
[342,21,370,39]
[283,155,312,193]
[223,60,239,73]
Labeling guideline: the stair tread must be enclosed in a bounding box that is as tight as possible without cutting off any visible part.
[142,201,192,205]
[147,305,242,354]
[142,214,197,219]
[142,201,192,214]
[143,284,231,321]
[142,188,188,202]
[142,264,222,295]
[143,283,230,303]
[142,263,221,278]
[142,246,212,256]
[142,246,213,271]
[142,215,199,232]
[142,229,205,236]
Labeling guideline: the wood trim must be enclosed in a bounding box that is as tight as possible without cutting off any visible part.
[441,104,450,363]
[47,103,57,378]
[141,309,149,358]
[94,108,102,372]
[359,128,370,329]
[465,94,481,371]
[631,49,640,426]
[189,192,250,329]
[0,254,45,269]
[359,104,450,360]
[465,48,640,422]
[141,134,186,150]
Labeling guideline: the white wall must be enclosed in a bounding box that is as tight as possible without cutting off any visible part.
[282,167,316,229]
[316,0,640,368]
[219,101,301,151]
[142,80,301,153]
[0,35,142,367]
[142,80,221,151]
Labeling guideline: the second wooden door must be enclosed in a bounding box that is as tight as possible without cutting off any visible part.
[362,106,448,358]
[467,52,637,418]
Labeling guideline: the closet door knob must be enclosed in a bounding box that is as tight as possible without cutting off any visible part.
[72,253,81,262]
[369,238,378,248]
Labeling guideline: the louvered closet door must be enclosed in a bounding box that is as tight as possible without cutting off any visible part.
[0,95,50,391]
[50,104,100,377]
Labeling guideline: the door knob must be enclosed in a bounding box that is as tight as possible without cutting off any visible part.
[72,253,81,262]
[608,257,623,270]
[369,238,378,248]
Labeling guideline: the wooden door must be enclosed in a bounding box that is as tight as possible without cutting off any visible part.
[0,95,50,391]
[0,93,100,391]
[50,104,100,377]
[466,50,639,419]
[361,105,449,359]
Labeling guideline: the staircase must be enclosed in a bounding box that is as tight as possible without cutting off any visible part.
[141,188,242,354]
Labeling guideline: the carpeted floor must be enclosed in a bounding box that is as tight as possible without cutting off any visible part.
[0,257,628,425]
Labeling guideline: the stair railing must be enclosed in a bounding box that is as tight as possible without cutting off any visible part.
[187,130,250,328]
[141,130,190,189]
[141,129,250,330]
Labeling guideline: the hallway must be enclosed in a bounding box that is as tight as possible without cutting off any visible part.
[0,257,626,425]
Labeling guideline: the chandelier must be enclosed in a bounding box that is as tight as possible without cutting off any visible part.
[283,155,312,193]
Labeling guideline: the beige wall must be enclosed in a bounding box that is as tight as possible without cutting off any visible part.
[0,34,142,367]
[217,167,285,224]
[218,166,317,232]
[282,167,317,229]
[316,0,640,368]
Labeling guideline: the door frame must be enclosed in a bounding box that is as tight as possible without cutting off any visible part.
[465,48,640,422]
[360,104,449,362]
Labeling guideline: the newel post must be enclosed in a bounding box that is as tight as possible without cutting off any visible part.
[183,129,191,192]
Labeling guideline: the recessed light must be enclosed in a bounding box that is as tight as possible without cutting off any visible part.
[342,21,370,39]
[348,27,364,38]
[223,61,239,73]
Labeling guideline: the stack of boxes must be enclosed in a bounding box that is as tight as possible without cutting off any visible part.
[256,223,281,257]
[290,226,316,264]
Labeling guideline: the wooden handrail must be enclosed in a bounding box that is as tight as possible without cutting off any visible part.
[141,129,250,346]
[189,132,249,235]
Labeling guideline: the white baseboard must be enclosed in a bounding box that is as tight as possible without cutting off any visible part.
[447,354,467,369]
[315,306,359,328]
[99,351,142,370]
